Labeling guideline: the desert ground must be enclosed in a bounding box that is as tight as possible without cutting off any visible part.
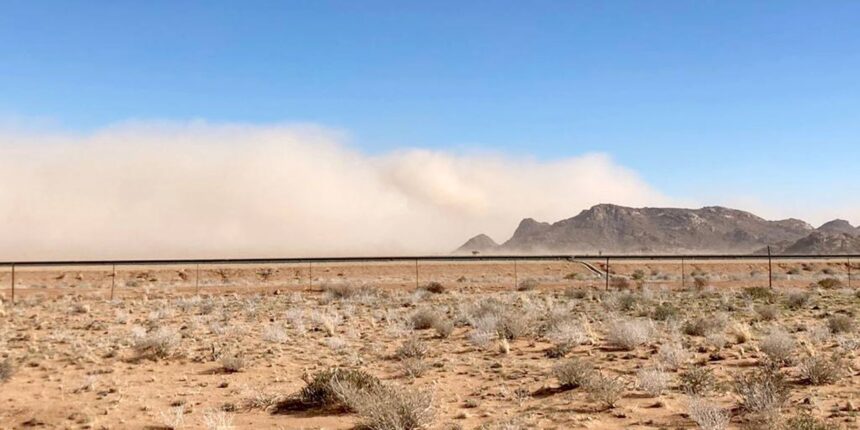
[1,259,859,429]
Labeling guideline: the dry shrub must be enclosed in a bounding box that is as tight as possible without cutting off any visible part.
[827,315,855,334]
[219,352,246,373]
[478,418,529,430]
[516,278,538,291]
[466,299,535,341]
[657,342,691,371]
[729,322,753,344]
[683,314,727,337]
[420,282,446,294]
[817,278,843,289]
[652,302,680,321]
[743,286,776,302]
[610,276,631,289]
[585,373,625,409]
[396,338,428,360]
[755,305,779,321]
[564,287,590,299]
[552,358,595,389]
[400,357,429,379]
[202,409,234,430]
[0,358,14,383]
[759,329,796,366]
[783,412,840,430]
[331,380,434,430]
[680,366,717,396]
[496,312,533,341]
[606,318,653,350]
[467,329,496,349]
[545,343,572,359]
[160,405,186,430]
[785,291,811,310]
[637,367,670,397]
[797,354,845,385]
[410,308,440,330]
[322,283,378,302]
[281,368,381,412]
[131,327,179,360]
[613,291,638,312]
[240,387,280,411]
[261,324,288,344]
[545,319,591,350]
[687,397,730,430]
[431,318,454,339]
[309,310,342,336]
[733,366,790,415]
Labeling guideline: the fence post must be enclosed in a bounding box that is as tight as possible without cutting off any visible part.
[308,261,313,290]
[110,264,116,301]
[513,260,518,289]
[195,263,200,295]
[767,246,773,289]
[605,257,610,290]
[681,257,685,289]
[10,263,15,305]
[414,259,419,289]
[848,257,852,289]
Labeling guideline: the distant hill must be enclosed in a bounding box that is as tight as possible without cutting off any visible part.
[780,231,860,255]
[817,219,857,236]
[455,204,860,255]
[455,234,499,254]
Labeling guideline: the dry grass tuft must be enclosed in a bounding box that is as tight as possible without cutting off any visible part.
[322,283,378,303]
[733,366,790,415]
[683,315,727,337]
[278,367,382,412]
[159,405,186,430]
[202,409,234,430]
[219,352,246,373]
[331,379,434,430]
[552,358,595,389]
[680,366,717,396]
[606,318,653,350]
[827,315,855,334]
[687,397,730,430]
[396,337,428,360]
[657,342,691,371]
[585,373,625,409]
[131,327,180,360]
[411,308,441,330]
[431,318,454,339]
[759,328,796,366]
[637,367,670,397]
[797,353,845,385]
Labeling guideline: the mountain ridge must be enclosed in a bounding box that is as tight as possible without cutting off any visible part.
[455,204,857,255]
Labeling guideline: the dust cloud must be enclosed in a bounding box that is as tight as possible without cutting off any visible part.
[0,122,668,260]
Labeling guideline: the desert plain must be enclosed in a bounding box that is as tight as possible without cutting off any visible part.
[1,259,859,429]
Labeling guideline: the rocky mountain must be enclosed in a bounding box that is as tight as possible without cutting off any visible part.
[455,204,846,255]
[779,231,860,255]
[817,219,857,236]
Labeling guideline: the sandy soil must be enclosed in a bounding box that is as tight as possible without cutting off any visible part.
[1,260,859,429]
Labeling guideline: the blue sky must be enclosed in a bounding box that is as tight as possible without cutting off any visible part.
[2,1,859,224]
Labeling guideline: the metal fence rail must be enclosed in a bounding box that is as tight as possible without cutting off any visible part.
[2,253,859,267]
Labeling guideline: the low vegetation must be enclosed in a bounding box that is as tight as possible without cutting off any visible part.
[0,261,854,428]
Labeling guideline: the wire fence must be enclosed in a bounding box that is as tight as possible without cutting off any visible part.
[1,254,856,304]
